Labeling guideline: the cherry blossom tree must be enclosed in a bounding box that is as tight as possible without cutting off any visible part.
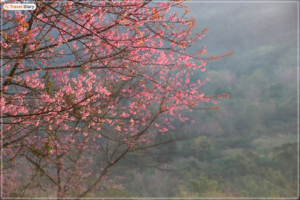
[1,0,232,198]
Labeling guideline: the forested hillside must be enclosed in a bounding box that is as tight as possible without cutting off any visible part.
[95,2,298,198]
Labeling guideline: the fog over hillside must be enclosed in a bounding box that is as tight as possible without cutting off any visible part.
[117,2,299,198]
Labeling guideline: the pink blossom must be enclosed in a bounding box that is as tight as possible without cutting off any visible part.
[33,121,39,126]
[169,15,175,22]
[5,125,11,130]
[2,43,8,48]
[41,94,50,102]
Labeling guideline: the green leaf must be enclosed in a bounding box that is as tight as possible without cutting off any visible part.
[44,142,52,153]
[47,81,52,88]
[31,148,42,158]
[79,68,87,75]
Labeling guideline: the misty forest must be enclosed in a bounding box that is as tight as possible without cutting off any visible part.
[97,3,298,198]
